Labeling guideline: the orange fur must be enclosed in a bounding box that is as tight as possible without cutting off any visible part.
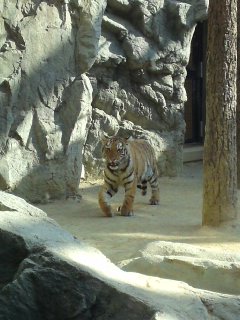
[98,135,160,217]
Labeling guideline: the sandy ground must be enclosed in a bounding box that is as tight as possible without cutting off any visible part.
[37,162,240,265]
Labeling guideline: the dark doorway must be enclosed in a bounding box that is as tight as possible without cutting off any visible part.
[184,22,207,143]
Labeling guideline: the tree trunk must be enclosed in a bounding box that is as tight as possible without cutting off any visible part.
[202,0,237,226]
[237,0,240,188]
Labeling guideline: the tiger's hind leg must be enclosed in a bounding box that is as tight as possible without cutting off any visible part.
[98,183,118,217]
[141,180,148,196]
[137,180,147,196]
[149,174,160,205]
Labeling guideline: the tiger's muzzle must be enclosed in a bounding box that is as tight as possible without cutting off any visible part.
[108,160,119,170]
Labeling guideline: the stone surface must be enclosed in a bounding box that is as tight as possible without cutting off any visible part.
[0,0,208,201]
[119,241,240,295]
[0,191,240,320]
[0,191,46,217]
[84,0,208,177]
[0,0,100,201]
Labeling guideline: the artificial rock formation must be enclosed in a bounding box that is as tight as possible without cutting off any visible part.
[119,241,240,295]
[0,0,100,202]
[0,0,208,202]
[83,0,208,177]
[0,190,240,320]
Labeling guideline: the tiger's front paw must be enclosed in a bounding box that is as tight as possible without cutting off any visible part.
[102,205,114,217]
[149,198,159,205]
[105,211,114,217]
[120,206,134,217]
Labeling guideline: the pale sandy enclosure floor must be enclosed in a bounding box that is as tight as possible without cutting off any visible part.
[38,162,240,265]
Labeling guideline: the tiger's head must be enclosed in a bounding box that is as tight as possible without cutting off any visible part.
[101,135,130,171]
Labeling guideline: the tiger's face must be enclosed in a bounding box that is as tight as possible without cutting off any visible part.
[102,136,129,170]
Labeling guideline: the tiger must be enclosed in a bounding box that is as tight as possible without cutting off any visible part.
[98,135,160,217]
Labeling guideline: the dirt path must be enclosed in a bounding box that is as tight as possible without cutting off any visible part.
[37,162,240,265]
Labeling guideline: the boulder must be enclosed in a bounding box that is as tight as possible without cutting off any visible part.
[119,241,240,295]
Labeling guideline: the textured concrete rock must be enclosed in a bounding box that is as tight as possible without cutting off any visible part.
[0,192,240,320]
[119,241,240,295]
[84,0,208,177]
[0,74,92,202]
[0,1,96,202]
[71,0,107,73]
[0,0,208,200]
[0,191,46,217]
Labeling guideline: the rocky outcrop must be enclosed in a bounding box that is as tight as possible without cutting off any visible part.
[119,241,240,295]
[83,0,209,177]
[0,191,240,320]
[0,1,208,201]
[0,0,102,202]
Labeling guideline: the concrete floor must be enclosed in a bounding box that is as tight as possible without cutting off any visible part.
[37,162,240,265]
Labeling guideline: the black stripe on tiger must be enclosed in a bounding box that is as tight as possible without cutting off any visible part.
[122,170,134,181]
[99,135,160,217]
[120,156,130,172]
[107,166,119,176]
[149,174,157,184]
[104,173,117,185]
[124,180,134,188]
[105,181,118,194]
[141,183,147,195]
[107,191,113,197]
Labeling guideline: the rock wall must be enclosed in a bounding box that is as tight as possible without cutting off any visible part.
[84,0,208,177]
[0,0,208,202]
[0,0,104,202]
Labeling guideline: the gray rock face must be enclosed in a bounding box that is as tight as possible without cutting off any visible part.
[0,191,240,320]
[0,1,99,202]
[0,0,208,201]
[84,0,208,177]
[0,251,156,320]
